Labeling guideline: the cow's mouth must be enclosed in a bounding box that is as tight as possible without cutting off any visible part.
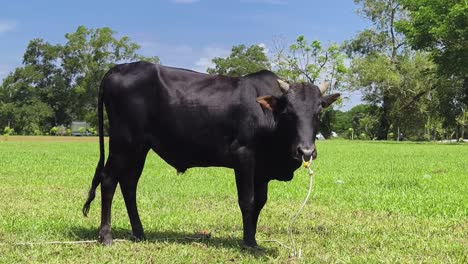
[302,154,312,167]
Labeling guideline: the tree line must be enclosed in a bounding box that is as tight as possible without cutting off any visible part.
[1,0,466,140]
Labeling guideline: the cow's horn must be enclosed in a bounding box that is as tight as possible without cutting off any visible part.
[318,81,331,94]
[277,79,290,93]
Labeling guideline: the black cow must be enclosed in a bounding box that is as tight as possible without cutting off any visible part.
[83,61,340,248]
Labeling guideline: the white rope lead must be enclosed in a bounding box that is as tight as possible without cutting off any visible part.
[261,156,314,260]
[288,161,314,259]
[0,239,129,246]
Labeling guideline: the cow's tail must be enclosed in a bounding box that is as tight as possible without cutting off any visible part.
[83,82,105,217]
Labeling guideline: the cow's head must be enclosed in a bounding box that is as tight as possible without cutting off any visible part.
[256,79,340,162]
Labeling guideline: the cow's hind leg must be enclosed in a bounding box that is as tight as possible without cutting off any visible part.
[98,146,148,245]
[119,149,149,241]
[98,154,119,245]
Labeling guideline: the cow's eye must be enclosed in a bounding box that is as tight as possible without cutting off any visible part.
[279,105,291,115]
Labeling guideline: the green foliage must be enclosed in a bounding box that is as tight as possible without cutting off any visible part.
[274,36,347,88]
[88,127,97,136]
[397,0,467,139]
[347,127,354,139]
[50,126,59,136]
[347,0,405,139]
[333,111,353,136]
[0,26,159,135]
[359,114,379,139]
[333,104,380,140]
[0,98,53,135]
[346,0,453,140]
[3,126,14,135]
[397,0,468,79]
[207,44,270,76]
[3,126,14,140]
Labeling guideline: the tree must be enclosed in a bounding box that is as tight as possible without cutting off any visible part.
[0,66,54,134]
[397,0,467,138]
[274,36,347,87]
[60,26,159,123]
[0,26,159,134]
[397,0,467,82]
[455,109,468,140]
[207,44,270,76]
[346,0,446,140]
[346,0,408,140]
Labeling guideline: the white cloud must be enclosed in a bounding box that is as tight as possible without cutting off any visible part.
[194,57,213,72]
[193,46,230,73]
[132,34,230,72]
[257,43,269,55]
[0,20,17,33]
[135,39,193,59]
[171,0,200,3]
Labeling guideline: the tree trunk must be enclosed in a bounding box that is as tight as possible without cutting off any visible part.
[377,92,391,140]
[463,77,468,105]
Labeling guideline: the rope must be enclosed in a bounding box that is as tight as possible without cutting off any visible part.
[260,158,314,260]
[0,239,129,246]
[0,236,214,246]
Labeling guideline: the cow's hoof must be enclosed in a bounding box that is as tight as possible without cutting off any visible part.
[241,242,266,254]
[131,232,145,242]
[241,240,258,249]
[98,231,113,246]
[99,236,113,246]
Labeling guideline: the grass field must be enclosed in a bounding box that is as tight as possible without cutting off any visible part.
[0,137,467,263]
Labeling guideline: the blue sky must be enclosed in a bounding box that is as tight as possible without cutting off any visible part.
[0,0,367,108]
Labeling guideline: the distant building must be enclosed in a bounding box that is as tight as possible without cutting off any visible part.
[71,121,91,136]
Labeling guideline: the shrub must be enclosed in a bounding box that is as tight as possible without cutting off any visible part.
[50,126,59,136]
[88,127,97,136]
[3,126,14,141]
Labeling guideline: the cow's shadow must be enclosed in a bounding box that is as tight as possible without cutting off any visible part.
[68,226,279,258]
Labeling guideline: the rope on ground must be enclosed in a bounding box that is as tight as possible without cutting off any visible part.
[0,236,213,246]
[0,239,129,246]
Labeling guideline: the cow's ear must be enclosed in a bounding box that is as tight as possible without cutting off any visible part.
[256,95,278,112]
[321,93,340,108]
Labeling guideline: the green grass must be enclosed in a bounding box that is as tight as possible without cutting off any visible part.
[0,138,467,263]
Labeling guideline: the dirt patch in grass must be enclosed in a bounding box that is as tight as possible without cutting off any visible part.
[2,136,102,142]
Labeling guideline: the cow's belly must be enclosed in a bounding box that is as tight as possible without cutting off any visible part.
[145,128,235,172]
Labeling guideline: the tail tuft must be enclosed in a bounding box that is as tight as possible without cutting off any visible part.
[82,190,95,217]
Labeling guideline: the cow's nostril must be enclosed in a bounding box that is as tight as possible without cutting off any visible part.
[297,147,313,157]
[297,147,304,155]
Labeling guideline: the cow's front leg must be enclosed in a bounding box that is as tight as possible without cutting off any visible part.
[234,147,259,248]
[252,180,268,238]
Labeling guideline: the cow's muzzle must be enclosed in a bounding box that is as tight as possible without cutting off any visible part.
[296,146,316,161]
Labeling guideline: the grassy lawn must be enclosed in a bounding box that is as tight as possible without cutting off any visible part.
[0,137,467,263]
